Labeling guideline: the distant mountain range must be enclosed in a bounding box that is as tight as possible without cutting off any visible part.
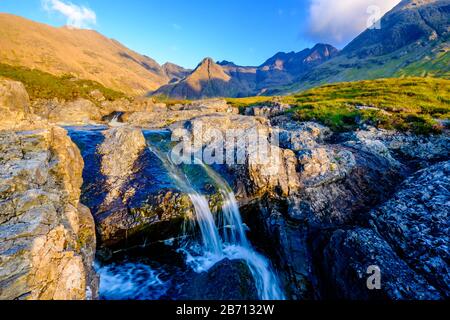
[152,44,339,99]
[0,0,448,99]
[280,0,450,94]
[155,0,449,98]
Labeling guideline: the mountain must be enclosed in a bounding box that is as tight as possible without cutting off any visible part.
[153,58,257,99]
[153,44,338,99]
[162,62,192,83]
[0,13,169,95]
[278,0,450,94]
[257,44,339,89]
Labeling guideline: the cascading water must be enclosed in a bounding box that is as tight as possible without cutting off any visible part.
[147,144,223,257]
[147,139,285,300]
[109,113,124,127]
[199,162,285,300]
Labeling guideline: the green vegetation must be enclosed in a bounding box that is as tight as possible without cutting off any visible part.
[153,94,192,106]
[0,63,126,102]
[231,77,450,135]
[396,51,450,79]
[226,96,275,114]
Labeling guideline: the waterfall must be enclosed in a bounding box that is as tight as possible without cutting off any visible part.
[147,144,223,256]
[109,113,124,127]
[147,140,285,300]
[198,162,285,300]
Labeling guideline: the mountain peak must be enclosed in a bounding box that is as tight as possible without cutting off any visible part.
[199,57,215,65]
[343,0,449,57]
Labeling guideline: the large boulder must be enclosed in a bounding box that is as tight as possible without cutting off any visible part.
[75,126,197,247]
[0,79,31,128]
[0,126,97,300]
[0,79,46,131]
[169,259,258,300]
[48,99,103,124]
[170,114,300,201]
[98,127,147,206]
[322,228,442,300]
[371,161,450,297]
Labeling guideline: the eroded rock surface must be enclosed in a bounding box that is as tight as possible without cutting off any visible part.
[0,79,46,131]
[74,127,196,247]
[322,228,442,300]
[0,127,97,300]
[371,161,450,298]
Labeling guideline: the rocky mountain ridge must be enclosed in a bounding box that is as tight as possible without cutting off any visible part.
[153,44,339,99]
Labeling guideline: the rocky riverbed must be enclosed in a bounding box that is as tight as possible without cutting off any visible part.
[1,78,448,300]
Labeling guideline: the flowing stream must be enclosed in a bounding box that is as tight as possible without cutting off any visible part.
[147,139,285,300]
[67,126,285,300]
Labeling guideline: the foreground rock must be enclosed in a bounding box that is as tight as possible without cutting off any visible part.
[168,259,258,300]
[73,126,199,247]
[0,79,46,130]
[177,113,449,300]
[123,99,237,128]
[371,161,450,298]
[318,162,450,300]
[0,127,97,300]
[98,127,147,206]
[322,228,442,300]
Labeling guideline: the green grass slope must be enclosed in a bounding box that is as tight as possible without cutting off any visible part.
[0,63,126,103]
[232,77,450,134]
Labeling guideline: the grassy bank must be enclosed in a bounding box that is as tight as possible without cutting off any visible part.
[0,63,126,102]
[231,77,450,134]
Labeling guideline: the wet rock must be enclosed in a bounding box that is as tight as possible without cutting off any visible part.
[78,126,195,247]
[371,161,450,297]
[0,127,97,300]
[322,228,442,300]
[98,127,147,205]
[173,259,258,300]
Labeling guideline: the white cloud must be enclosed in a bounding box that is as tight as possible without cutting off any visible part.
[305,0,401,46]
[43,0,96,29]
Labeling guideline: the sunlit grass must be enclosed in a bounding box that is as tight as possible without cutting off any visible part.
[0,63,126,103]
[229,77,450,134]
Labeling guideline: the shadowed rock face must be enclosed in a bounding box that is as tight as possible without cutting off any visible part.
[0,127,97,300]
[371,161,450,297]
[322,228,442,300]
[316,162,449,300]
[168,259,258,300]
[189,112,447,300]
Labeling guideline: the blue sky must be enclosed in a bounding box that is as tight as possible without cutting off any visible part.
[0,0,401,68]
